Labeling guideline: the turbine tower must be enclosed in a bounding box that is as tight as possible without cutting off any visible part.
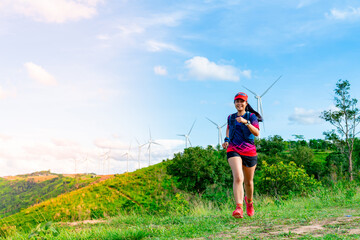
[135,138,147,170]
[100,149,111,174]
[177,120,196,148]
[144,129,160,166]
[242,75,282,133]
[206,118,226,146]
[121,144,132,173]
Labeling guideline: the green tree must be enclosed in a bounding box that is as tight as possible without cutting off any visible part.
[325,152,348,181]
[257,135,286,155]
[323,129,345,152]
[289,145,314,173]
[320,79,360,181]
[309,139,330,151]
[289,145,326,179]
[166,146,231,195]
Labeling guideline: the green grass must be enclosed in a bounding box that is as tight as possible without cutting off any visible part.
[0,174,99,219]
[0,162,188,234]
[3,184,360,239]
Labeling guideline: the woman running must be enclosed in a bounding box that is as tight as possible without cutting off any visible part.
[222,92,262,218]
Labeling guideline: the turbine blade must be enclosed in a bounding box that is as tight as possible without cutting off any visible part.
[188,120,196,135]
[260,75,282,97]
[206,117,218,126]
[149,128,152,140]
[152,142,161,146]
[242,85,258,96]
[177,134,185,137]
[188,138,192,147]
[221,123,227,128]
[135,138,140,145]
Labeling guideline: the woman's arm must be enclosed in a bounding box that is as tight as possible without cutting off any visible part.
[236,116,260,137]
[246,123,260,137]
[222,126,230,149]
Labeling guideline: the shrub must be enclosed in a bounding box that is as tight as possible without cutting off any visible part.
[257,135,286,156]
[325,152,348,181]
[289,146,327,179]
[166,146,231,195]
[257,161,320,198]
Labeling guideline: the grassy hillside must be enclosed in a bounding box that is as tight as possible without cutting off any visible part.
[3,183,360,239]
[0,161,188,236]
[0,172,100,219]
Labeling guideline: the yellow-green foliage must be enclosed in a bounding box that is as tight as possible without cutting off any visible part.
[0,162,188,234]
[257,161,321,198]
[0,174,98,219]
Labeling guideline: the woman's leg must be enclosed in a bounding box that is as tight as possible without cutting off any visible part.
[228,156,244,204]
[243,164,257,201]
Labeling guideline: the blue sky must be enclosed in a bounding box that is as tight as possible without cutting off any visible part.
[1,0,360,176]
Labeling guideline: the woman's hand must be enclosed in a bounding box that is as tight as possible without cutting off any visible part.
[236,116,247,124]
[222,142,229,149]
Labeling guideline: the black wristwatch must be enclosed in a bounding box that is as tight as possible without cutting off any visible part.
[245,120,250,126]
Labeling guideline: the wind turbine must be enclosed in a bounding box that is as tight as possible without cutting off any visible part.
[242,75,282,132]
[100,149,111,174]
[206,118,226,146]
[135,138,147,169]
[79,153,89,174]
[177,120,196,148]
[121,143,132,173]
[144,129,161,166]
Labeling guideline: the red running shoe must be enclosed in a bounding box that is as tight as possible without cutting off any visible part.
[245,196,255,216]
[232,206,243,218]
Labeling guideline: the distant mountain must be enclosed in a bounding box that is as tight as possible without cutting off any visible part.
[0,161,188,234]
[0,172,102,219]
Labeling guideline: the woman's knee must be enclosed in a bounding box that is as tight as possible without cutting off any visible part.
[233,175,244,184]
[244,179,253,187]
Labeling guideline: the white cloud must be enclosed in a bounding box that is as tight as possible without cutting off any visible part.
[147,12,185,27]
[24,62,58,86]
[0,86,16,99]
[118,25,144,36]
[93,138,129,150]
[154,66,168,76]
[0,133,184,177]
[185,56,250,82]
[327,7,360,20]
[0,136,98,176]
[51,138,79,147]
[97,34,110,40]
[297,0,319,9]
[1,0,103,23]
[0,134,12,141]
[146,40,183,53]
[241,70,252,79]
[288,107,323,125]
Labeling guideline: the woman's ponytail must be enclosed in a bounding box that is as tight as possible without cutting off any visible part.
[246,104,263,122]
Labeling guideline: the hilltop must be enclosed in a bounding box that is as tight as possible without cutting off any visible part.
[0,171,104,219]
[0,160,187,235]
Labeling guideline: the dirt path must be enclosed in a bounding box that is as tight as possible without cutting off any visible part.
[88,175,114,185]
[208,216,360,239]
[59,219,107,226]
